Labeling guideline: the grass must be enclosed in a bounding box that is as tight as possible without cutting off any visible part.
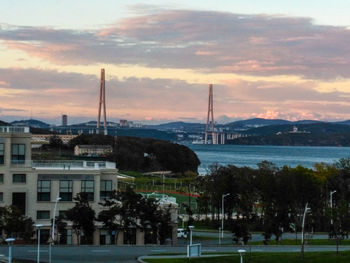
[143,251,350,263]
[248,239,350,246]
[119,170,200,213]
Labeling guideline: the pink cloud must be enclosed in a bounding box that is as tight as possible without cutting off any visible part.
[2,10,350,79]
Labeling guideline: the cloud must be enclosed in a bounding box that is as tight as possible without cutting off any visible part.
[1,68,350,122]
[1,9,350,79]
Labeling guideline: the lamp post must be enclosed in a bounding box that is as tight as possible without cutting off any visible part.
[218,227,221,245]
[221,193,230,238]
[35,224,43,263]
[330,190,337,226]
[49,196,61,263]
[188,225,194,245]
[301,203,311,260]
[238,249,246,263]
[5,238,15,263]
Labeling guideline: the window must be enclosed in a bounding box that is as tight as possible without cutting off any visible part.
[60,180,73,201]
[81,180,94,201]
[0,192,3,202]
[100,180,112,200]
[37,180,51,201]
[0,174,3,183]
[13,174,26,183]
[37,210,50,220]
[11,144,25,164]
[0,143,4,164]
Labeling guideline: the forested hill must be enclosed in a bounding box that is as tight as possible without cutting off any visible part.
[227,122,350,146]
[244,122,350,136]
[113,136,200,173]
[230,132,350,146]
[69,134,200,174]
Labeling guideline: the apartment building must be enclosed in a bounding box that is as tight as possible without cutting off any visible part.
[0,126,178,245]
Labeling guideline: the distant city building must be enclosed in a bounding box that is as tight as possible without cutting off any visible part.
[74,145,113,157]
[62,114,68,126]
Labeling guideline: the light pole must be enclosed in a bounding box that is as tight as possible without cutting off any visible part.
[188,225,194,245]
[218,227,221,245]
[330,190,337,226]
[49,196,61,263]
[5,238,15,263]
[36,224,43,263]
[221,193,230,238]
[238,249,246,263]
[301,203,311,260]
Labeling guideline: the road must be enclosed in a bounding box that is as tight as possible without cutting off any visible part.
[177,231,330,245]
[0,244,349,263]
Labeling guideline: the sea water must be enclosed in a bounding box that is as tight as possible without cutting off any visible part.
[187,144,350,174]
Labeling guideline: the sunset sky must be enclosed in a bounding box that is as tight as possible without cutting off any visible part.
[1,0,350,124]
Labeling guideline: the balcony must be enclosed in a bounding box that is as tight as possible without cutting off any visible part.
[32,160,116,170]
[0,126,30,133]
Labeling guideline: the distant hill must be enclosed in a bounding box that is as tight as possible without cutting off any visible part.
[0,120,9,126]
[147,121,205,132]
[334,120,350,126]
[11,119,50,129]
[293,120,323,125]
[69,121,118,127]
[226,118,291,129]
[230,132,350,147]
[244,123,350,136]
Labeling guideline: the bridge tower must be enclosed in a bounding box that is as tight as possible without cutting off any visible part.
[97,68,107,135]
[205,84,217,144]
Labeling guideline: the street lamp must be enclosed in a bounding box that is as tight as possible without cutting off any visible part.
[301,203,311,260]
[49,196,61,263]
[5,238,15,263]
[218,227,221,245]
[330,190,337,226]
[221,193,230,238]
[188,225,194,245]
[238,249,246,263]
[35,224,43,263]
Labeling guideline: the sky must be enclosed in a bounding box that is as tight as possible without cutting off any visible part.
[1,1,350,124]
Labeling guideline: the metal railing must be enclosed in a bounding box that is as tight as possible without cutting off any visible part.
[0,126,30,133]
[32,160,116,170]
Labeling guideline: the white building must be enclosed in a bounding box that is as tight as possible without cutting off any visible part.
[0,126,177,245]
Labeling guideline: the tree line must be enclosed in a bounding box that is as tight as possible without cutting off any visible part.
[0,187,173,245]
[195,159,350,244]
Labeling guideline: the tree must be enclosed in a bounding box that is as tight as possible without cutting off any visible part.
[54,215,67,244]
[98,187,174,245]
[0,206,34,243]
[49,135,64,148]
[66,193,95,245]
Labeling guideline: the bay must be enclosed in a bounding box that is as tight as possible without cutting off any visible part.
[187,144,350,174]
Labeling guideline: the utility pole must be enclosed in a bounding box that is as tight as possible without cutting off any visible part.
[301,203,311,260]
[221,193,230,238]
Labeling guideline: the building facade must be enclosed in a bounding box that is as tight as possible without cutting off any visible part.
[74,145,113,157]
[62,115,68,126]
[0,126,177,245]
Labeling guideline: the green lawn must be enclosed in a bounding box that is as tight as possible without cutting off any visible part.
[144,251,350,263]
[248,239,350,246]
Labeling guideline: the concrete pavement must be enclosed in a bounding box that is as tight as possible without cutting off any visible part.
[0,244,348,263]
